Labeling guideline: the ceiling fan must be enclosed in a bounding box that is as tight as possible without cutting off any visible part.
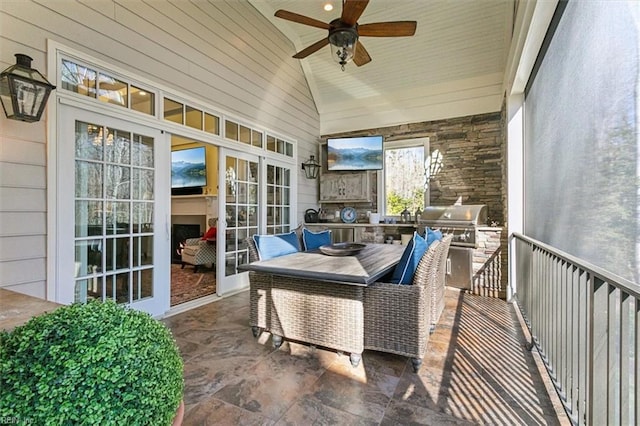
[274,0,417,70]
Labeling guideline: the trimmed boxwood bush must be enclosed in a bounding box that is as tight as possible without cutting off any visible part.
[0,300,184,425]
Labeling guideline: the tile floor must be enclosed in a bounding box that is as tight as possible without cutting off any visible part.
[163,288,568,425]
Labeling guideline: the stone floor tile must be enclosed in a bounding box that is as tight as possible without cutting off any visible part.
[183,396,275,426]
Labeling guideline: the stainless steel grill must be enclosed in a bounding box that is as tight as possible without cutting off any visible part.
[419,204,487,248]
[419,204,488,290]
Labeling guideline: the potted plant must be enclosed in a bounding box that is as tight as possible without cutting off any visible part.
[0,300,184,425]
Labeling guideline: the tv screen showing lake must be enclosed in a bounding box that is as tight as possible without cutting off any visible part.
[327,136,383,170]
[171,148,206,188]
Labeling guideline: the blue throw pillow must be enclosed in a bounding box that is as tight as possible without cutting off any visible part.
[253,231,301,260]
[424,227,443,246]
[302,228,332,250]
[390,232,428,285]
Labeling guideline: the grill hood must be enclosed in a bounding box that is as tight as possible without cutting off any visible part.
[420,205,488,226]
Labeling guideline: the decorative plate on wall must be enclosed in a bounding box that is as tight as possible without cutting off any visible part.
[340,207,357,223]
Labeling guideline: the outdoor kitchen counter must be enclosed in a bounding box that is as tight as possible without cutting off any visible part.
[0,288,61,331]
[306,222,420,244]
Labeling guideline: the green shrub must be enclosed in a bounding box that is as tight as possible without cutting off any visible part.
[0,300,184,425]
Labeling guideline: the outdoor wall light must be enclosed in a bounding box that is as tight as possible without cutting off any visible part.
[301,155,320,179]
[0,54,56,123]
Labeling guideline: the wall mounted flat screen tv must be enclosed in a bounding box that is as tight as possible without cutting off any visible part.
[171,146,207,189]
[327,135,384,171]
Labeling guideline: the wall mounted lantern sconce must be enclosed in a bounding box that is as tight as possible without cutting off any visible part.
[301,155,320,179]
[0,54,56,123]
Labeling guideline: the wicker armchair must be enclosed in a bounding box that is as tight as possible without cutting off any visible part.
[363,238,443,372]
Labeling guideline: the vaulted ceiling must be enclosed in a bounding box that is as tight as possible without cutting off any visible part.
[250,0,514,134]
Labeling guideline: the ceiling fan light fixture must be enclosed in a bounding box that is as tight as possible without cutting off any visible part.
[328,24,358,71]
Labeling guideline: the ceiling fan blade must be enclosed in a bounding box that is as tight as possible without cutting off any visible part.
[274,10,331,30]
[353,41,372,66]
[358,21,417,37]
[293,38,330,59]
[341,0,370,26]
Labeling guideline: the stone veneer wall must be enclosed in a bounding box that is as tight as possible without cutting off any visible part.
[322,110,509,298]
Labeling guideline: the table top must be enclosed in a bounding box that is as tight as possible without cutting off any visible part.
[239,243,405,285]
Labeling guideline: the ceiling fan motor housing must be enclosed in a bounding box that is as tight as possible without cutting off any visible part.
[328,20,359,66]
[328,19,359,44]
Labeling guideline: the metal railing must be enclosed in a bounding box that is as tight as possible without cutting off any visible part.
[512,233,639,426]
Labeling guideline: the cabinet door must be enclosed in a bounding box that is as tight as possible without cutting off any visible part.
[319,172,370,202]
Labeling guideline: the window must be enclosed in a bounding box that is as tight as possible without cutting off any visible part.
[163,97,220,134]
[266,135,294,157]
[61,59,155,115]
[383,138,429,215]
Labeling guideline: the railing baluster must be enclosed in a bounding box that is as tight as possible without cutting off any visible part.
[620,292,631,426]
[512,233,639,426]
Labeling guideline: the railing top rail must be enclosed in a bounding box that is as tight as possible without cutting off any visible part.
[512,232,640,298]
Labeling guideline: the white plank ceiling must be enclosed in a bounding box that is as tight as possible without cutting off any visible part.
[249,0,513,134]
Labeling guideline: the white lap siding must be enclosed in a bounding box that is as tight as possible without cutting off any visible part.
[0,0,320,298]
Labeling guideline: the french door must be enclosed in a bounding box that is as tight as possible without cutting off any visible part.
[217,149,258,295]
[216,149,295,295]
[57,105,170,316]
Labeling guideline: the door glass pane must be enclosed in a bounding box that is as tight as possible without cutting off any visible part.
[75,122,103,160]
[105,201,130,235]
[133,202,153,233]
[75,161,103,198]
[105,128,131,165]
[140,269,152,298]
[114,272,129,303]
[75,200,103,237]
[132,169,154,200]
[266,164,293,234]
[238,182,248,204]
[132,134,154,168]
[132,237,152,268]
[74,120,154,305]
[105,165,130,199]
[140,236,153,266]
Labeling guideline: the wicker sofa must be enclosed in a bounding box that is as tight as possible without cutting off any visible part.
[363,234,452,372]
[430,234,453,329]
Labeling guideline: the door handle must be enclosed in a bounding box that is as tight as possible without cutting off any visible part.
[446,257,451,275]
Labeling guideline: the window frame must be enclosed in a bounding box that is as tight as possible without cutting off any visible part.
[380,137,430,215]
